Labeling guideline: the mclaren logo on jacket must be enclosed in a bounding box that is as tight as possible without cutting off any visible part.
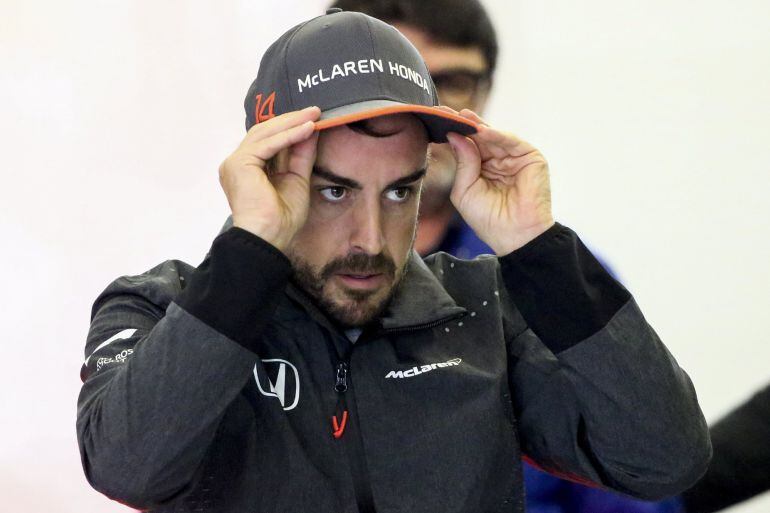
[385,358,462,379]
[253,359,300,410]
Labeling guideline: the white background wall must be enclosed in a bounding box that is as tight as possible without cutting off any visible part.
[1,0,768,511]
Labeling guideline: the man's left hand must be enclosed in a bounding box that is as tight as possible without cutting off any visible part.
[445,108,555,255]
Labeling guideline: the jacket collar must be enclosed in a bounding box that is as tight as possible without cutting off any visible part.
[285,251,466,333]
[377,251,466,331]
[216,217,465,333]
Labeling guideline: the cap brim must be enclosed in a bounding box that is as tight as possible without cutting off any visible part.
[314,100,477,143]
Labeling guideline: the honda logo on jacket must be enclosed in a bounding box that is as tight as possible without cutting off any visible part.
[253,359,300,410]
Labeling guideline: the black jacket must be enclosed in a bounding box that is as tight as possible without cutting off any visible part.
[77,223,711,512]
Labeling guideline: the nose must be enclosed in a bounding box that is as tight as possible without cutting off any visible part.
[349,195,384,256]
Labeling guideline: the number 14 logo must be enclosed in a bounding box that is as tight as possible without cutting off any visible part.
[254,92,276,123]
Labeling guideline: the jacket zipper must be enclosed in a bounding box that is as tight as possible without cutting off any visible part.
[321,332,377,513]
[378,311,466,335]
[332,362,349,439]
[323,312,464,513]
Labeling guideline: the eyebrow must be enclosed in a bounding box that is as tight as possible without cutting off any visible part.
[312,166,360,189]
[388,168,427,188]
[312,166,427,190]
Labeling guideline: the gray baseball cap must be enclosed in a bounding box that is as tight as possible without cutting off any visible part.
[244,8,478,143]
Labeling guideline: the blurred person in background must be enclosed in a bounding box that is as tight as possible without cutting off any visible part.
[329,1,684,511]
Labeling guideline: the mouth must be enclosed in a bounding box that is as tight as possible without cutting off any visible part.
[336,272,386,290]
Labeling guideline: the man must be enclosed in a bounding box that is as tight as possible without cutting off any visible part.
[77,10,710,513]
[329,2,682,512]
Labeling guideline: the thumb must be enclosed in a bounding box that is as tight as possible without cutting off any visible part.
[446,132,482,206]
[287,130,319,182]
[273,130,318,215]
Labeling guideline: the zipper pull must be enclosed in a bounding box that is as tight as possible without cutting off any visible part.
[334,362,348,393]
[332,362,349,439]
[332,410,348,439]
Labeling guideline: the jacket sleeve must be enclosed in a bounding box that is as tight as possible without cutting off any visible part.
[76,227,290,509]
[681,384,770,512]
[499,223,711,500]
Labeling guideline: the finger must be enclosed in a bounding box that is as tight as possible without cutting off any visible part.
[446,132,482,205]
[471,125,538,160]
[241,106,321,148]
[242,120,316,164]
[271,131,318,211]
[271,148,290,175]
[476,126,534,153]
[286,131,319,181]
[436,105,460,116]
[458,109,489,126]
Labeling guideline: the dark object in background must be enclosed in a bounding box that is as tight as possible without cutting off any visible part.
[683,384,770,512]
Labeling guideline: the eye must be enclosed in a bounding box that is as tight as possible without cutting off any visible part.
[319,186,348,202]
[385,187,411,202]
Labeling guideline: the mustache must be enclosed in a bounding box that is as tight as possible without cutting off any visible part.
[321,252,396,280]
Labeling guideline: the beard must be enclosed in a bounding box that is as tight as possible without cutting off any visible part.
[290,251,405,328]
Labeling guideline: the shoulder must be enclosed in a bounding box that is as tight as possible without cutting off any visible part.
[423,251,502,299]
[423,251,499,277]
[92,259,196,320]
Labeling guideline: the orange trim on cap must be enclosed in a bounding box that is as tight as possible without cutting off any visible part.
[313,105,478,133]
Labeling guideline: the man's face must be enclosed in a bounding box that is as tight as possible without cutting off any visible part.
[394,24,491,210]
[286,114,429,327]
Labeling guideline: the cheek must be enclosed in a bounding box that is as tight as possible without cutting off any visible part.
[383,204,419,257]
[289,223,334,268]
[308,193,351,222]
[289,203,349,263]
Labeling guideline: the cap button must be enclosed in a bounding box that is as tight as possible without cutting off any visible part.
[326,7,343,15]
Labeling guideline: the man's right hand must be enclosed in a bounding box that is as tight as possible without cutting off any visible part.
[219,106,321,252]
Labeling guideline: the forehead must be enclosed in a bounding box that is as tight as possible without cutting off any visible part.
[314,115,429,184]
[393,24,487,73]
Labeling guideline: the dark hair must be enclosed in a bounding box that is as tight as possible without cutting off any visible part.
[329,0,498,76]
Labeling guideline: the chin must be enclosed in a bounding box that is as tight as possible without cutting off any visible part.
[289,251,410,328]
[322,288,391,328]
